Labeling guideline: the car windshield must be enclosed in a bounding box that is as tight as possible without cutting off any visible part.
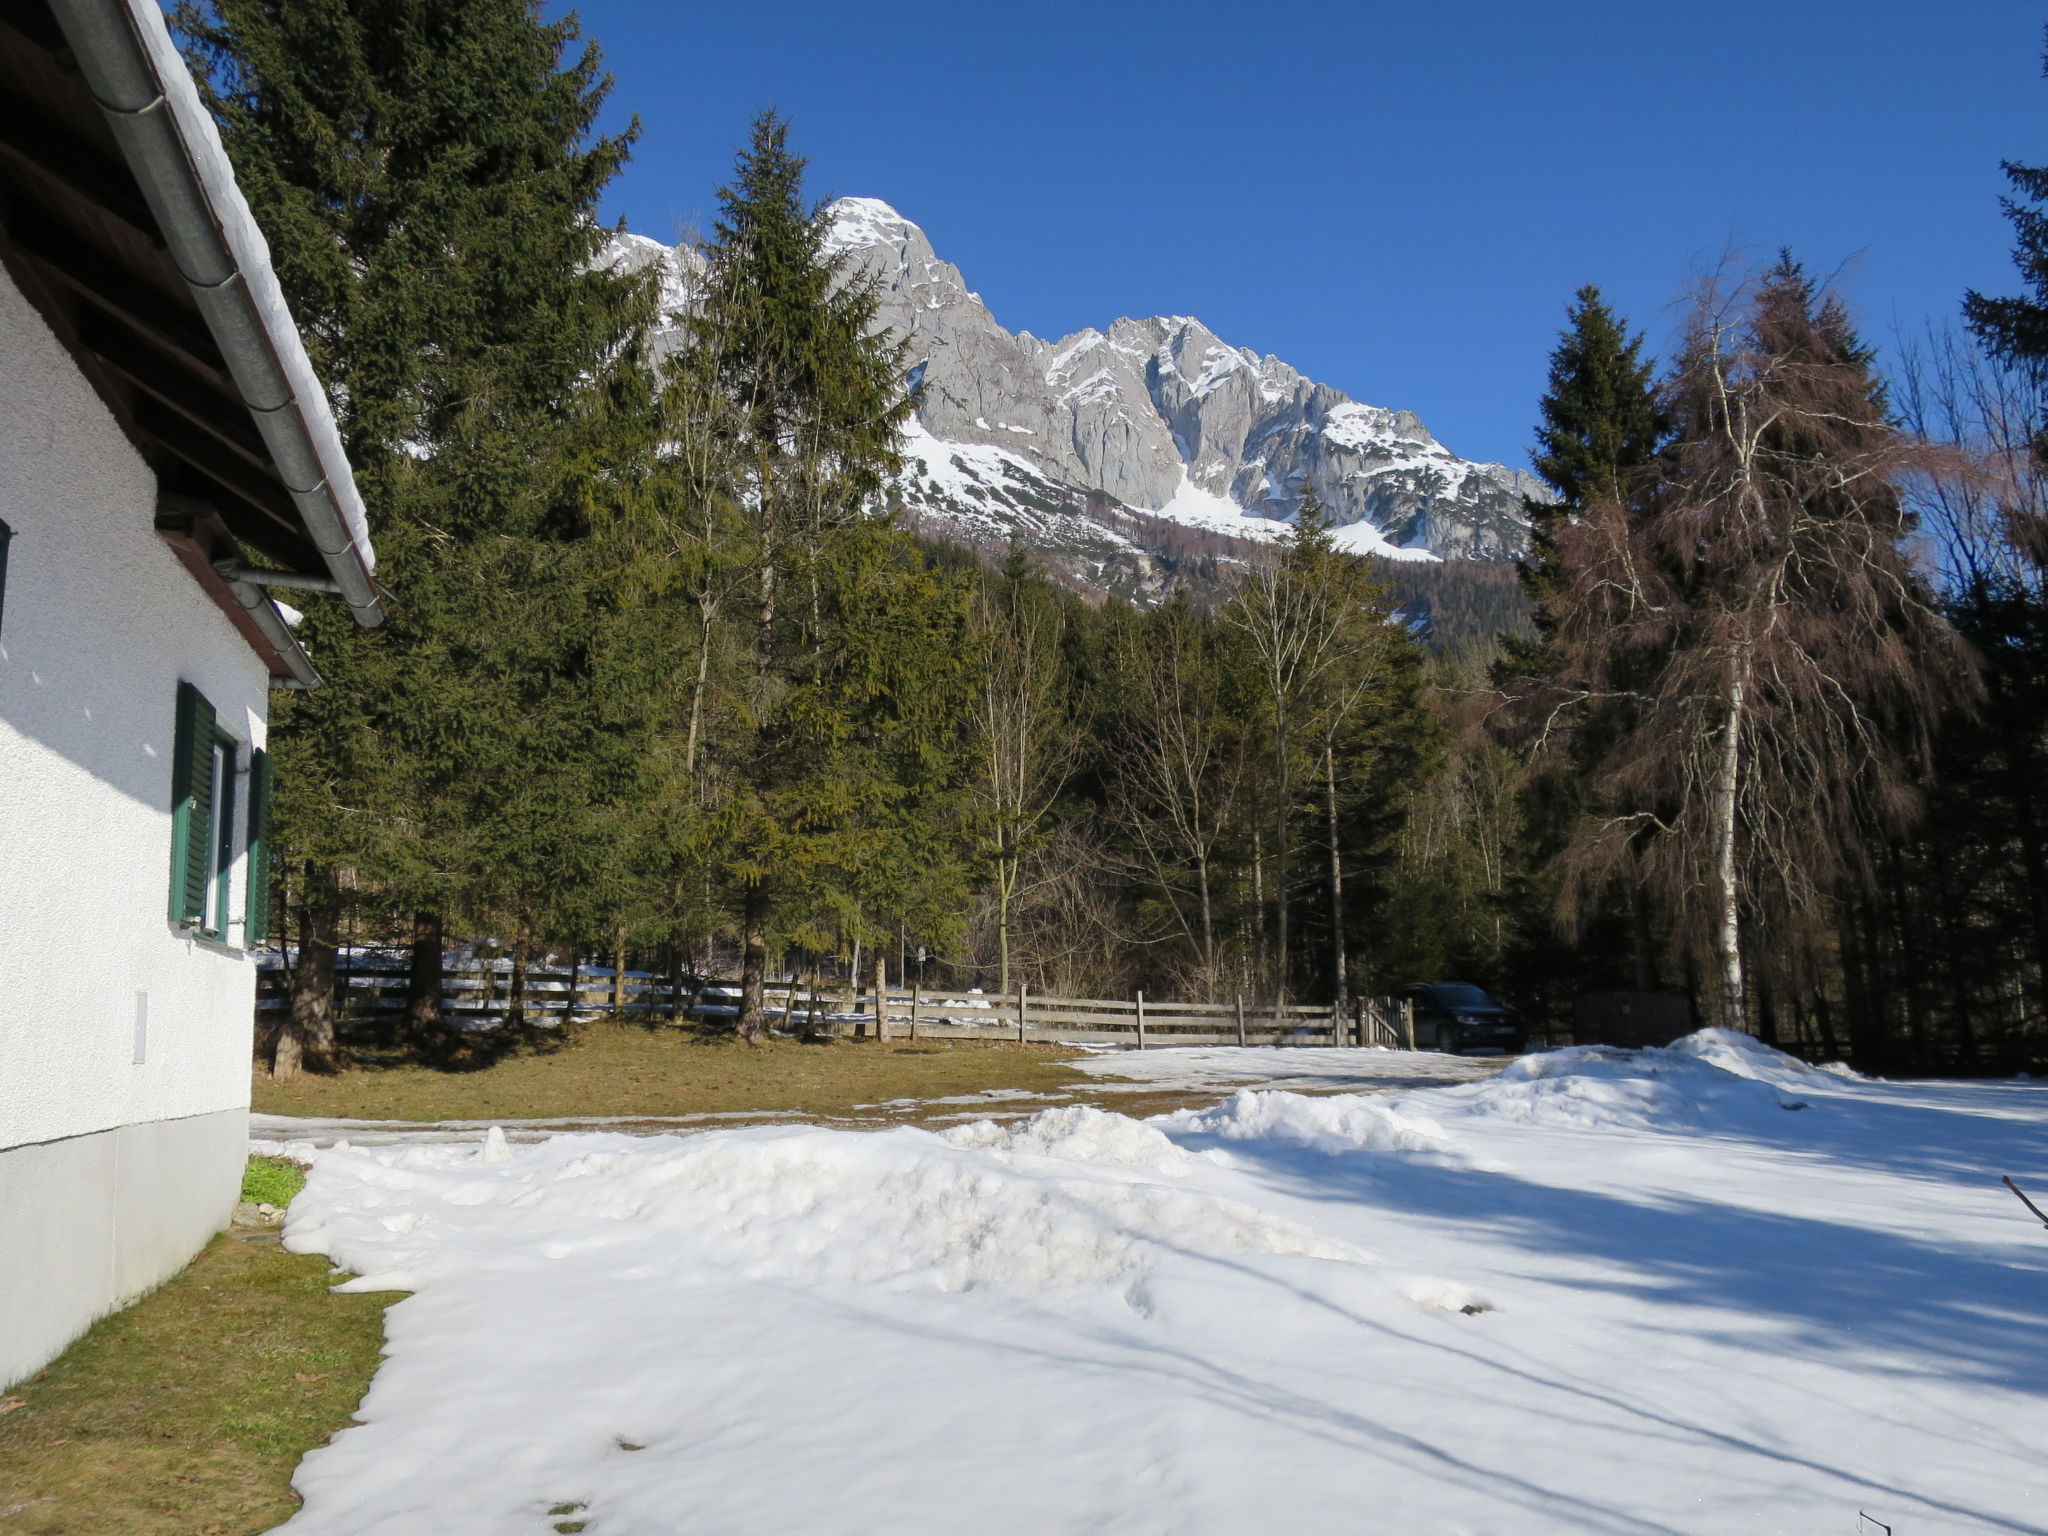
[1429,984,1494,1008]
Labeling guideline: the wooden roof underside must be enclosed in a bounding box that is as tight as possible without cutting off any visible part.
[0,3,325,577]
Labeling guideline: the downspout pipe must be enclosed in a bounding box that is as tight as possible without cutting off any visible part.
[212,559,343,594]
[48,0,386,628]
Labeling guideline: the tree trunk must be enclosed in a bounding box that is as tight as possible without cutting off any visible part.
[1711,651,1749,1032]
[996,847,1014,999]
[736,885,769,1042]
[509,944,530,1026]
[1323,739,1349,1012]
[275,861,341,1080]
[1272,714,1291,1002]
[1251,828,1265,987]
[874,948,889,1042]
[1627,882,1656,993]
[404,910,444,1045]
[756,548,778,682]
[684,604,715,776]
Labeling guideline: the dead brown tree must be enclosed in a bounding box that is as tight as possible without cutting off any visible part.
[1542,261,1968,1031]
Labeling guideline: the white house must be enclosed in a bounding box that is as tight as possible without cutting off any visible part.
[0,0,382,1387]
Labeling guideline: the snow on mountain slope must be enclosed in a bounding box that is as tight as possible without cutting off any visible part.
[607,198,1540,598]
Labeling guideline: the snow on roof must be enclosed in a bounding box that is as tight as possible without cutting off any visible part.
[124,0,377,577]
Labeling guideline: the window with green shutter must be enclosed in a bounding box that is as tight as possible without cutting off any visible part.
[168,684,239,940]
[168,681,216,927]
[245,749,273,949]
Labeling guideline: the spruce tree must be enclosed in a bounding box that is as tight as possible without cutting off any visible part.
[1965,27,2048,387]
[679,112,938,1040]
[1501,286,1668,994]
[178,0,656,1069]
[1524,286,1666,621]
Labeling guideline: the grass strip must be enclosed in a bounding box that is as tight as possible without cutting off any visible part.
[252,1021,1092,1123]
[0,1228,397,1535]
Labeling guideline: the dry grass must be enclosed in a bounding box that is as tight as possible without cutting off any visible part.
[0,1230,397,1536]
[251,1021,1094,1124]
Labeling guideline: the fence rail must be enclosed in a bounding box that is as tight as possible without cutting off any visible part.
[256,958,1419,1050]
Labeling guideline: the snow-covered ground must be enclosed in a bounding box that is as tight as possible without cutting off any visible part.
[271,1033,2048,1534]
[1071,1042,1501,1094]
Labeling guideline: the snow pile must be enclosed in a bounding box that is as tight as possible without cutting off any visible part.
[270,1032,2048,1535]
[940,1103,1195,1173]
[288,1120,1361,1301]
[1445,1039,1817,1132]
[1168,1086,1453,1156]
[1667,1024,1860,1085]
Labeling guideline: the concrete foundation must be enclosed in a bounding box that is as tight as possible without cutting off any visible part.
[0,1108,245,1388]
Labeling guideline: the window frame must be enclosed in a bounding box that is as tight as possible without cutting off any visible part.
[202,725,237,942]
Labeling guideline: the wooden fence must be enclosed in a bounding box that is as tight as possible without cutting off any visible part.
[255,957,1419,1050]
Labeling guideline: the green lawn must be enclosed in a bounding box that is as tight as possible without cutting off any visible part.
[251,1021,1093,1123]
[0,1223,397,1536]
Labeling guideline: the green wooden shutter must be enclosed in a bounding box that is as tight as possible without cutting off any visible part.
[168,681,215,925]
[245,749,273,948]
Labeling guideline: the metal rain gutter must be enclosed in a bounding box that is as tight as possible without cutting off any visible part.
[47,0,387,628]
[226,574,323,689]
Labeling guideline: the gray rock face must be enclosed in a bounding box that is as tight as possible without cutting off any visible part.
[609,198,1538,583]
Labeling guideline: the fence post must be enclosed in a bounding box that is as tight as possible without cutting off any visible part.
[566,958,579,1024]
[910,975,920,1041]
[1135,990,1147,1051]
[1353,997,1364,1048]
[1235,992,1246,1048]
[1404,999,1416,1051]
[1017,981,1028,1044]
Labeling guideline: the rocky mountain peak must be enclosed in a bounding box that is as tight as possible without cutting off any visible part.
[606,196,1540,602]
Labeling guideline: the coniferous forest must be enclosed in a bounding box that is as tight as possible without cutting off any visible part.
[178,0,2048,1079]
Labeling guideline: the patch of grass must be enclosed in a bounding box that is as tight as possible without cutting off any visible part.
[252,1020,1092,1123]
[238,1156,306,1208]
[0,1233,398,1535]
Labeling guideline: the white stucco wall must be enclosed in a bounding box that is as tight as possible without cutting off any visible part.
[0,262,267,1377]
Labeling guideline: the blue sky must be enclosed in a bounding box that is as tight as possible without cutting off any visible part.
[578,0,2044,471]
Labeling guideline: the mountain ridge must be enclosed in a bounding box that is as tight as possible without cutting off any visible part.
[609,198,1542,603]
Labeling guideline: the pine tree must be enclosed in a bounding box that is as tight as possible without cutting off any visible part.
[178,0,656,1069]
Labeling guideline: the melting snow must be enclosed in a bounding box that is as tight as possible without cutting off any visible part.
[267,1032,2048,1534]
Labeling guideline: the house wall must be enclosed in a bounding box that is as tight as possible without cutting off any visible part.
[0,264,270,1387]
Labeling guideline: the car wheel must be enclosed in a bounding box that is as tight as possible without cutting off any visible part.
[1438,1027,1460,1054]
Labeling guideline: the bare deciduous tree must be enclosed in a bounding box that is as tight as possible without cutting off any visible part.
[971,582,1076,996]
[1109,599,1250,994]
